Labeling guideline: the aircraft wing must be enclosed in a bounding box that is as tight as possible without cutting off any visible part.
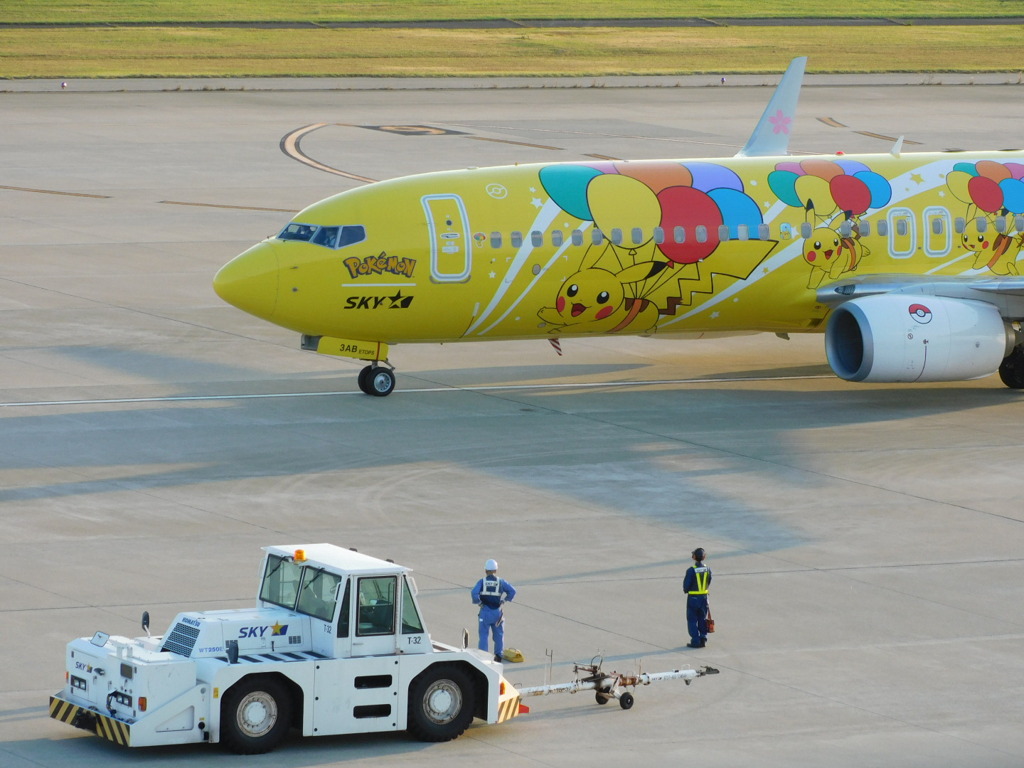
[817,274,1024,318]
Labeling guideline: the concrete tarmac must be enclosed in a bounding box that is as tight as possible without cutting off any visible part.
[2,78,1024,768]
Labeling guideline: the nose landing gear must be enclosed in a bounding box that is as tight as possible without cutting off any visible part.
[358,363,396,396]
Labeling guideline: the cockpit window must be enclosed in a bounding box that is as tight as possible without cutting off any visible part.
[338,225,366,248]
[312,226,339,247]
[277,222,367,250]
[277,222,318,242]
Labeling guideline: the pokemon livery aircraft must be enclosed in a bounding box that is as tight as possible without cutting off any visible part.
[215,58,1024,396]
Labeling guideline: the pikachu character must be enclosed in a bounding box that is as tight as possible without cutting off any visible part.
[538,254,667,335]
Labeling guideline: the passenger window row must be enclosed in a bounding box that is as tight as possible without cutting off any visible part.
[484,215,1024,250]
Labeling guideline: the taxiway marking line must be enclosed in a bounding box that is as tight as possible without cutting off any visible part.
[0,374,833,408]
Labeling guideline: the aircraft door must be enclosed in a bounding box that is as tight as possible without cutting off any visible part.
[923,206,952,258]
[422,194,471,282]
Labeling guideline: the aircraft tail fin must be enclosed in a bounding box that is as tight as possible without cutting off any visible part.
[736,57,807,158]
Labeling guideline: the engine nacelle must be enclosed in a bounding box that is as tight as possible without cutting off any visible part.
[825,294,1014,383]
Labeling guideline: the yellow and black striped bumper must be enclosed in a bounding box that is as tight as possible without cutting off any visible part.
[497,694,523,723]
[49,695,131,746]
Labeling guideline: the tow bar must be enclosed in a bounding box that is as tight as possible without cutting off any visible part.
[516,656,719,711]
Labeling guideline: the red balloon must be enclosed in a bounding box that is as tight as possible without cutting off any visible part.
[830,175,871,215]
[968,175,1004,213]
[657,186,723,263]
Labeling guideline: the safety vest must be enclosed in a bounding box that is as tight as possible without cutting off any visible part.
[687,566,710,595]
[479,576,502,608]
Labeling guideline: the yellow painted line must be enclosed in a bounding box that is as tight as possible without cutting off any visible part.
[0,184,110,198]
[464,136,563,151]
[855,130,923,145]
[159,200,297,213]
[817,116,847,128]
[280,123,377,182]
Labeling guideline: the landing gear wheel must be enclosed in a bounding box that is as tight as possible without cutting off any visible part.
[220,677,292,754]
[999,346,1024,389]
[595,691,610,705]
[358,365,396,396]
[619,692,635,710]
[407,665,476,742]
[357,365,374,394]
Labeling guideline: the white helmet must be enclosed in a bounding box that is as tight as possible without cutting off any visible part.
[485,559,498,571]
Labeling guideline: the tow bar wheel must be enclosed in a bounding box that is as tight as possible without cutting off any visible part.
[221,677,292,754]
[408,665,476,742]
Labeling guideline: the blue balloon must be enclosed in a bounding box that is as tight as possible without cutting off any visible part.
[999,178,1024,214]
[708,188,763,238]
[855,171,892,209]
[952,162,978,177]
[539,164,605,221]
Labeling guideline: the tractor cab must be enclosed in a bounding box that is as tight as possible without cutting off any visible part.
[257,544,431,659]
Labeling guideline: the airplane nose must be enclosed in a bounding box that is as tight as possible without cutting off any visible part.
[213,241,280,320]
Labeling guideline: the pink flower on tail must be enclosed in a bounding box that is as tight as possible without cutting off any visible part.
[769,109,792,135]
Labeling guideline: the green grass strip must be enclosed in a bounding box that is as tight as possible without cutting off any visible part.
[3,0,1022,23]
[2,26,1023,79]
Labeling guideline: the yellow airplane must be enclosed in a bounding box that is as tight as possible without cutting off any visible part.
[214,58,1024,396]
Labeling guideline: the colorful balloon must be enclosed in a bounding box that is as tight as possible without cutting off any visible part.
[687,162,743,193]
[1005,163,1024,180]
[775,161,803,175]
[835,159,870,176]
[708,188,763,238]
[945,170,974,205]
[794,174,836,214]
[587,174,663,237]
[800,159,844,181]
[657,186,723,264]
[999,178,1024,214]
[830,175,871,215]
[976,160,1012,182]
[968,175,1004,213]
[855,171,892,209]
[615,161,692,194]
[539,164,605,220]
[768,170,801,207]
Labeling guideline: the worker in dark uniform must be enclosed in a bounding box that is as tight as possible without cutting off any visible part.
[683,547,712,648]
[471,559,516,662]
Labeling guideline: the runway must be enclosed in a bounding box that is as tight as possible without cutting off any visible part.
[2,78,1024,767]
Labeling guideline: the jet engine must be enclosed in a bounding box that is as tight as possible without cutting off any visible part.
[824,294,1015,383]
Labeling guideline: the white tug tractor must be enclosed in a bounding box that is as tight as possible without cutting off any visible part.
[49,544,523,753]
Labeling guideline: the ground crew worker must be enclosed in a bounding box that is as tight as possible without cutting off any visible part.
[471,559,516,662]
[683,547,712,648]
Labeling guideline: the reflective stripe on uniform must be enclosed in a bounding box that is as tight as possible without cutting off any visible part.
[480,577,501,596]
[687,566,710,595]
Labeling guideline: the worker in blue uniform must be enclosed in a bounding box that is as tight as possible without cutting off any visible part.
[471,559,516,662]
[683,547,712,648]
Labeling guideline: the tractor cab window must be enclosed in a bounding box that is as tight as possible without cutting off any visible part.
[337,580,351,638]
[296,567,344,623]
[259,554,304,610]
[357,576,396,636]
[401,576,425,634]
[277,222,367,250]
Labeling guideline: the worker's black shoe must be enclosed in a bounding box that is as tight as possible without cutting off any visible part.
[687,641,706,648]
[494,654,503,662]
